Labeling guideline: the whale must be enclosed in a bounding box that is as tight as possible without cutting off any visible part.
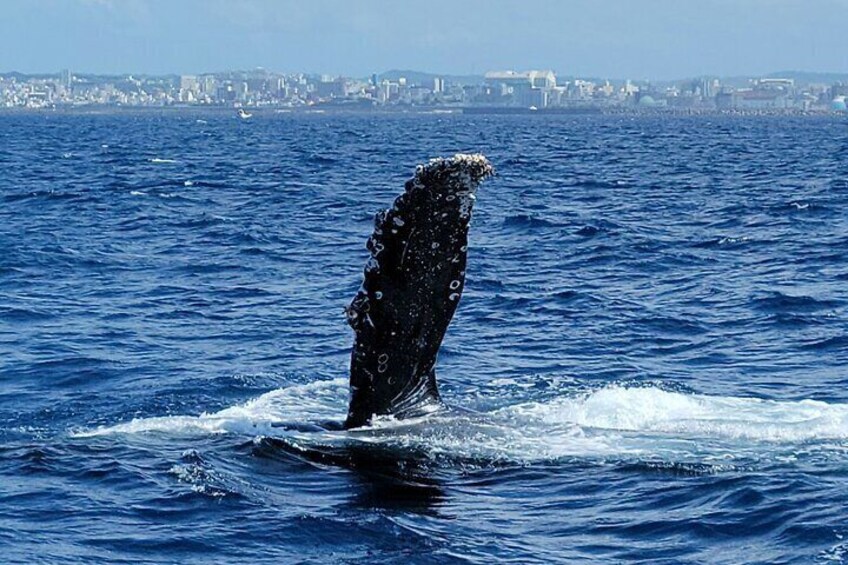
[343,154,494,429]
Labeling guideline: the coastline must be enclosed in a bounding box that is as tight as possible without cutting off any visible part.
[1,104,845,118]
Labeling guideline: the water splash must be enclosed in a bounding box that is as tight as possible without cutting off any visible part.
[74,380,848,466]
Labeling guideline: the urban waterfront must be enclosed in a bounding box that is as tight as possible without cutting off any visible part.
[3,68,848,114]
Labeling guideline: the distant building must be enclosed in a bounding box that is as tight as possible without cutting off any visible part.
[831,83,848,99]
[484,70,556,89]
[201,75,216,95]
[2,67,844,112]
[698,78,719,99]
[718,88,792,110]
[179,75,199,102]
[180,75,199,92]
[623,80,639,97]
[570,79,596,99]
[61,69,72,89]
[755,78,794,90]
[314,78,346,99]
[484,70,557,107]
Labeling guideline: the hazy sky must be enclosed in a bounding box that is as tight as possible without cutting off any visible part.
[3,0,847,79]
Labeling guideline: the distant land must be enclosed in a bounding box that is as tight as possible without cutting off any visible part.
[4,68,848,87]
[2,67,847,114]
[375,69,848,89]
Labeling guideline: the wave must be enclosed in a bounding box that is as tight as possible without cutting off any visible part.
[502,386,848,442]
[73,378,350,438]
[502,214,561,229]
[73,380,848,466]
[692,235,753,248]
[752,291,841,313]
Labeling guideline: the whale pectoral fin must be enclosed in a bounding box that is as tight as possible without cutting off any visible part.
[344,154,493,429]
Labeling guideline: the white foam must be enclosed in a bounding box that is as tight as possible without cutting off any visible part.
[149,158,178,164]
[73,381,848,465]
[74,378,349,438]
[501,386,848,442]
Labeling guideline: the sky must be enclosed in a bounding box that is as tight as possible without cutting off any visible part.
[2,0,847,79]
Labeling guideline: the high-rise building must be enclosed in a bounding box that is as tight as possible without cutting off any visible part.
[485,70,556,89]
[201,75,216,94]
[180,75,199,93]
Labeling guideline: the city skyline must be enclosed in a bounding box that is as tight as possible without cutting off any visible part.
[4,66,848,86]
[2,0,847,80]
[4,66,847,113]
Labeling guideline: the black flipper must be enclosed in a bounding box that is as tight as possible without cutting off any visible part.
[344,154,494,429]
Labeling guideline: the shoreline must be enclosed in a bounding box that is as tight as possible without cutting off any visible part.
[0,104,845,118]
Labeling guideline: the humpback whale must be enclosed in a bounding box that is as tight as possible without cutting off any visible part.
[344,154,494,429]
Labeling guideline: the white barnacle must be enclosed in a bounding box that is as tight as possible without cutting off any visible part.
[458,190,477,219]
[460,245,468,252]
[431,242,440,249]
[365,257,379,272]
[393,216,405,227]
[378,353,389,364]
[449,280,461,290]
[374,291,383,300]
[449,292,460,301]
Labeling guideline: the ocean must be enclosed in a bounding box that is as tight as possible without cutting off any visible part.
[1,110,848,563]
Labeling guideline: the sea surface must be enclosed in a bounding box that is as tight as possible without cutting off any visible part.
[2,110,848,564]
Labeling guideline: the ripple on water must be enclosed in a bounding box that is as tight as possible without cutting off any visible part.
[3,113,848,563]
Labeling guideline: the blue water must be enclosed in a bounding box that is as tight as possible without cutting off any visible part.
[2,111,848,564]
